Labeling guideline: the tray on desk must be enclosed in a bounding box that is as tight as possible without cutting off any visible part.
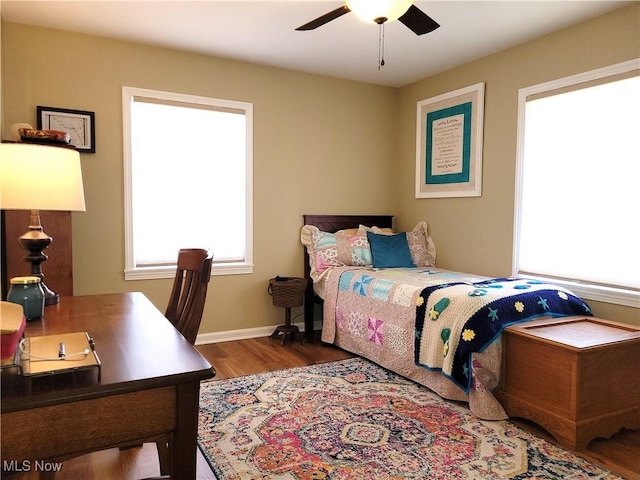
[20,331,101,377]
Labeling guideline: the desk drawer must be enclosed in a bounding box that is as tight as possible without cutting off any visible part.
[1,386,177,461]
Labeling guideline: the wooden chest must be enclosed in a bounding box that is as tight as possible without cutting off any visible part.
[496,316,640,450]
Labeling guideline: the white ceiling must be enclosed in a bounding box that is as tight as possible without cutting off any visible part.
[1,1,631,87]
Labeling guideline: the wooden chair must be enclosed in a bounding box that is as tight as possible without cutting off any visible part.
[165,248,213,345]
[132,249,214,478]
[155,248,213,476]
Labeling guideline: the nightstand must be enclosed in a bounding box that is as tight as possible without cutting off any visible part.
[497,316,640,450]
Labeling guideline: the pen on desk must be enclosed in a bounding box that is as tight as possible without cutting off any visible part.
[58,342,66,359]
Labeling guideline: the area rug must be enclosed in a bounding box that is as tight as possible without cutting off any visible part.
[198,357,622,479]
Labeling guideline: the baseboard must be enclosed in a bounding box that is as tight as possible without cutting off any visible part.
[195,319,322,345]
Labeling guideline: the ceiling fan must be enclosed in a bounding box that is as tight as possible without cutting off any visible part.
[295,0,440,36]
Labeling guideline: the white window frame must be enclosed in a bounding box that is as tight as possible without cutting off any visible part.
[122,86,253,280]
[513,59,640,308]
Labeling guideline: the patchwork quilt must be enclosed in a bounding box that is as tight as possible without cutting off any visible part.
[321,267,592,420]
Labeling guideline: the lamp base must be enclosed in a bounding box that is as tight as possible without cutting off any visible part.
[18,210,60,307]
[42,285,60,306]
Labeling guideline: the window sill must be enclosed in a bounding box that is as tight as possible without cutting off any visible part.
[518,274,639,309]
[125,262,253,280]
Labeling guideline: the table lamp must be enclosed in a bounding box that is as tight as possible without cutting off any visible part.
[0,143,86,305]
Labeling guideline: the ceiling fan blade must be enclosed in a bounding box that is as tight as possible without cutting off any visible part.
[296,5,351,31]
[398,5,440,35]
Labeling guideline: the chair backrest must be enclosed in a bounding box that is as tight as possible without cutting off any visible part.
[165,248,213,345]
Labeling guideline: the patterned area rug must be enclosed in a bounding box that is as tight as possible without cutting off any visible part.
[198,357,622,479]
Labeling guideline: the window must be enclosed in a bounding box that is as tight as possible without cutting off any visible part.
[514,60,639,307]
[123,87,253,280]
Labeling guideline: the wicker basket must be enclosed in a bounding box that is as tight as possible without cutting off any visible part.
[268,277,307,308]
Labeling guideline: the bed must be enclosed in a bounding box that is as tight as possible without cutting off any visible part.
[301,214,592,420]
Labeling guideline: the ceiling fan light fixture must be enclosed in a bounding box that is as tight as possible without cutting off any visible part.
[346,0,413,24]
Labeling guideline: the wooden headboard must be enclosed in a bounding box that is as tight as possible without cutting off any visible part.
[302,214,394,234]
[302,214,394,338]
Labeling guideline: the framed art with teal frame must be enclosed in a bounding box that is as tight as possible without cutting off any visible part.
[416,83,484,198]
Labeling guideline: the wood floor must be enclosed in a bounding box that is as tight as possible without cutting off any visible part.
[5,333,639,479]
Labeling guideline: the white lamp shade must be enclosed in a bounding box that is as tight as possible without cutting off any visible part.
[346,0,413,23]
[0,143,86,212]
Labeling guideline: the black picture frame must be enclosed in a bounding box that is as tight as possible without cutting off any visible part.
[37,106,96,153]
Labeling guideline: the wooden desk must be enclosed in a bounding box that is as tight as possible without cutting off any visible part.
[1,292,215,478]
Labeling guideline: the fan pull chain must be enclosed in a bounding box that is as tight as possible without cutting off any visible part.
[378,23,385,70]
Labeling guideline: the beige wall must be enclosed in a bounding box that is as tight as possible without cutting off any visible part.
[2,3,638,331]
[1,22,397,333]
[396,4,639,326]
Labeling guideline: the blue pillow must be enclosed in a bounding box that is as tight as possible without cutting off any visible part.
[366,232,415,268]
